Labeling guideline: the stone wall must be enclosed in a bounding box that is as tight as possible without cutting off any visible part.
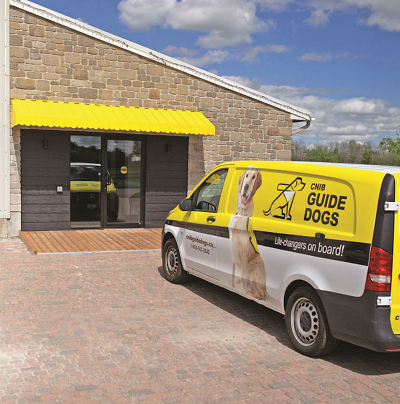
[7,6,292,234]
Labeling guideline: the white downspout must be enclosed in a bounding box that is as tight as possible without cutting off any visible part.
[0,0,10,220]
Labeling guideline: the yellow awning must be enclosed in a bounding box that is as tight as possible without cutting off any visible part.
[11,99,215,136]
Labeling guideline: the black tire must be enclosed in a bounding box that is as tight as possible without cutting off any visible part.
[162,238,190,284]
[285,286,339,357]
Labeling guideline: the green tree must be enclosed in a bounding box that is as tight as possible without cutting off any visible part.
[362,143,373,164]
[380,131,400,155]
[291,140,307,161]
[304,145,339,162]
[291,139,400,165]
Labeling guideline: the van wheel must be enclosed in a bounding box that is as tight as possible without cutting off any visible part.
[285,287,338,357]
[162,239,190,284]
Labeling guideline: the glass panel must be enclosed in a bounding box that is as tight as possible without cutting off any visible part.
[70,136,101,228]
[107,140,141,225]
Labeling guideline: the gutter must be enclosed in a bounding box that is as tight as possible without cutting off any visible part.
[292,119,312,136]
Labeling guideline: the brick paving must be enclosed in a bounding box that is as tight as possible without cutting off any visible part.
[1,238,400,403]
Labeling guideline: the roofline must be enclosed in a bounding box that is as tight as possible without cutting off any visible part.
[10,0,313,122]
[216,160,400,174]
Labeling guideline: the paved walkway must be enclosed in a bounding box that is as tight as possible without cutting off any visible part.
[1,238,400,403]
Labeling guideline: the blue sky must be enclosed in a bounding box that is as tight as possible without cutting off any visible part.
[29,0,400,144]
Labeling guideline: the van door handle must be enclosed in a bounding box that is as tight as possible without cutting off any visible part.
[207,216,216,223]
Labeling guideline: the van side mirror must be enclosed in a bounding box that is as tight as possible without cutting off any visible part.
[179,198,193,211]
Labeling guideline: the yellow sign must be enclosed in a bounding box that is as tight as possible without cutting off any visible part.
[120,166,127,174]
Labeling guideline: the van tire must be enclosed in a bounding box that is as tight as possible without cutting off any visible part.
[162,238,190,284]
[285,286,338,357]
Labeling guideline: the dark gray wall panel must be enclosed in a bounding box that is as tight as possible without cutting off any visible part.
[145,136,188,228]
[21,130,70,231]
[22,222,72,231]
[22,213,70,223]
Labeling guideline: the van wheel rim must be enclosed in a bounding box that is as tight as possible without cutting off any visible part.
[291,297,319,347]
[166,247,179,276]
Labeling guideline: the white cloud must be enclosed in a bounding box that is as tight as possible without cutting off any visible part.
[118,0,270,48]
[306,9,331,27]
[326,124,368,134]
[163,47,231,67]
[162,44,291,67]
[335,52,365,61]
[332,99,384,114]
[241,44,292,61]
[255,0,296,11]
[291,95,399,143]
[117,0,400,53]
[362,5,400,31]
[118,0,174,31]
[354,0,400,31]
[76,17,89,24]
[162,46,199,58]
[222,75,261,91]
[222,76,400,143]
[305,0,400,32]
[299,52,333,62]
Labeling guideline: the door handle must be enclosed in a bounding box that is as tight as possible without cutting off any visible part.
[207,216,216,223]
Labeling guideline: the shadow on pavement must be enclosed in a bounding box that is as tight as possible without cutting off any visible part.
[158,266,400,376]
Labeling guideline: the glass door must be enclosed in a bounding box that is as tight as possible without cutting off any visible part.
[106,139,142,227]
[70,135,143,229]
[70,135,102,229]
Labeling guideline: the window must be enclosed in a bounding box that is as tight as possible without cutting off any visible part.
[70,164,101,182]
[194,169,228,212]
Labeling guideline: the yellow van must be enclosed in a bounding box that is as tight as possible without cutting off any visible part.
[161,161,400,356]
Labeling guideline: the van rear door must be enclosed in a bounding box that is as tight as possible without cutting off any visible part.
[389,173,400,334]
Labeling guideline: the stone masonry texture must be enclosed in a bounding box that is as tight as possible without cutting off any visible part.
[1,239,400,403]
[8,6,293,221]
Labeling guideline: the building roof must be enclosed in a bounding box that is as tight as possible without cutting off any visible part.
[10,0,313,123]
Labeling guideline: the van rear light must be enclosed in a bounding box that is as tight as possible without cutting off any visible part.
[365,246,392,292]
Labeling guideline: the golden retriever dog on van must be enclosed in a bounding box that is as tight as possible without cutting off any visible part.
[229,166,269,301]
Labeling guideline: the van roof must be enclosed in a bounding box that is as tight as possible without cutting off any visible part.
[220,161,400,174]
[293,161,400,173]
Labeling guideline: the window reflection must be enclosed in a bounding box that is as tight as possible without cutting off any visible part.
[70,136,101,228]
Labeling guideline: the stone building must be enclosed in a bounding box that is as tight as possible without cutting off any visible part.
[0,0,312,236]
